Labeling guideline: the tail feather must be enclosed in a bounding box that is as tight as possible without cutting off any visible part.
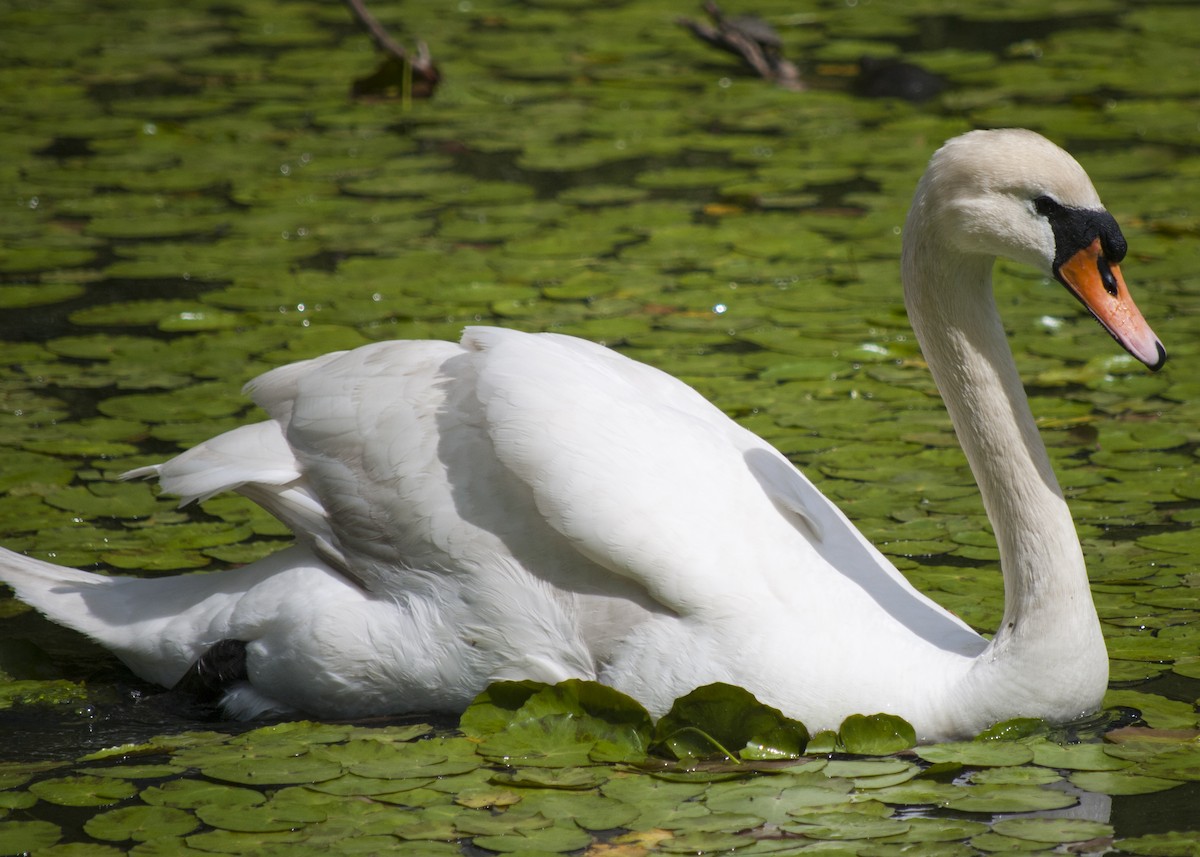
[122,421,337,558]
[123,421,300,505]
[0,547,275,687]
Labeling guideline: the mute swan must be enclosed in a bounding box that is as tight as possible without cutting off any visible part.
[0,129,1165,741]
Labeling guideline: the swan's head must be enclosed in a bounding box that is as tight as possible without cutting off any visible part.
[908,128,1166,370]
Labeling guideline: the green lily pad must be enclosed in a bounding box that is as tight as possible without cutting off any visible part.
[992,817,1114,843]
[944,784,1078,814]
[915,742,1035,767]
[838,713,917,754]
[653,830,753,853]
[866,780,968,807]
[195,800,326,833]
[43,482,157,519]
[967,830,1058,852]
[1104,691,1200,730]
[504,789,637,830]
[706,780,853,824]
[76,764,184,780]
[152,759,269,797]
[199,751,345,787]
[653,683,809,761]
[975,718,1047,741]
[0,283,86,309]
[784,811,911,840]
[1068,769,1184,796]
[1029,741,1132,771]
[83,805,199,842]
[464,679,652,765]
[348,736,480,780]
[29,776,139,807]
[968,765,1062,786]
[491,767,608,790]
[1114,831,1200,857]
[0,820,61,853]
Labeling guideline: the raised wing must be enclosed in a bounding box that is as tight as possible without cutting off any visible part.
[466,327,979,649]
[464,327,835,615]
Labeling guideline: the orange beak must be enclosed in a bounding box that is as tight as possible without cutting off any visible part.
[1057,238,1166,371]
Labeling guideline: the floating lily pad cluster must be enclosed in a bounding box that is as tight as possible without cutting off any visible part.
[0,0,1197,848]
[0,680,1197,855]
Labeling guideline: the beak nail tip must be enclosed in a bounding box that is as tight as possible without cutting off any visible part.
[1151,341,1168,372]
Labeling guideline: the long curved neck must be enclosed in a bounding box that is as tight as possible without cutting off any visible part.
[901,227,1106,704]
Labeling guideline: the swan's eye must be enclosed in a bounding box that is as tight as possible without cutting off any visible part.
[1033,195,1061,217]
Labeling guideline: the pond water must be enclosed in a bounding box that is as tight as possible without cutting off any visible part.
[0,0,1198,853]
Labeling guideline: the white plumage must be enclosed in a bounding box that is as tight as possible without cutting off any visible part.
[0,130,1164,740]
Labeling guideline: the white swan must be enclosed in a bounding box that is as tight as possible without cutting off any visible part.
[0,129,1165,741]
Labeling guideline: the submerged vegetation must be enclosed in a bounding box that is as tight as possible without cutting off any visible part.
[0,0,1198,851]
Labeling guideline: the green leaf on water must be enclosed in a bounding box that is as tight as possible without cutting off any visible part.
[783,811,912,841]
[491,767,608,790]
[462,679,652,765]
[1104,691,1200,730]
[347,736,480,780]
[968,765,1062,786]
[945,784,1078,814]
[976,717,1046,741]
[916,741,1035,767]
[1068,769,1184,796]
[83,805,199,842]
[838,712,917,754]
[1114,831,1200,857]
[1029,741,1132,771]
[195,800,326,833]
[28,776,139,807]
[992,817,1113,844]
[652,683,809,762]
[705,779,853,824]
[0,820,62,853]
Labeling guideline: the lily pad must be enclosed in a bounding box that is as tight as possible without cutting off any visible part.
[991,817,1113,843]
[199,751,344,787]
[944,785,1078,814]
[83,806,199,842]
[29,776,139,807]
[0,820,61,853]
[652,683,810,761]
[838,713,917,754]
[463,679,652,765]
[915,741,1035,767]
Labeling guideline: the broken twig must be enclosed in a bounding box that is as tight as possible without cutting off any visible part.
[678,1,802,91]
[342,0,441,100]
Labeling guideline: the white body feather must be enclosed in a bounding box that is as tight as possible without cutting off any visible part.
[0,130,1133,739]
